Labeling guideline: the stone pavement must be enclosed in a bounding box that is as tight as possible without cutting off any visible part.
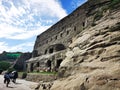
[0,75,38,90]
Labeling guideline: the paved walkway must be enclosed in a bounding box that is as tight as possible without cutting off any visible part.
[0,75,38,90]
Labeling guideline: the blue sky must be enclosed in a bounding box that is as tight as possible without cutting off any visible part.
[0,0,87,53]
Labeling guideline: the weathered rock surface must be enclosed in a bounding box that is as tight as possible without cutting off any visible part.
[13,53,32,71]
[51,5,120,90]
[26,74,56,82]
[35,81,53,90]
[32,0,120,90]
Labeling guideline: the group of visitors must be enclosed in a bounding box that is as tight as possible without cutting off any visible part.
[4,71,18,87]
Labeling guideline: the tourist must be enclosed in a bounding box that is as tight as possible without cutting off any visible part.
[4,72,10,87]
[11,71,18,83]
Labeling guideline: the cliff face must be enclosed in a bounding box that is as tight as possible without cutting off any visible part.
[13,53,32,71]
[33,0,110,56]
[50,2,120,90]
[27,0,113,74]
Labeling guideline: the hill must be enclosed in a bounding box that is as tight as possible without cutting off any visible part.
[0,51,22,62]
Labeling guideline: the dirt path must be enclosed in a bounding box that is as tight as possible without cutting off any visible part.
[0,75,38,90]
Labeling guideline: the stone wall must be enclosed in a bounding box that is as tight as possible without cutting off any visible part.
[33,0,110,56]
[27,50,66,72]
[26,73,56,82]
[26,0,111,72]
[51,3,120,89]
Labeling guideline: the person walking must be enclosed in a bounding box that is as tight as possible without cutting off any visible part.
[4,72,10,87]
[11,71,18,83]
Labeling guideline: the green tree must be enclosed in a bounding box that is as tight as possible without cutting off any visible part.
[0,61,11,70]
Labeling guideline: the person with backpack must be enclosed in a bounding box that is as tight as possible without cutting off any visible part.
[11,71,18,83]
[4,72,10,87]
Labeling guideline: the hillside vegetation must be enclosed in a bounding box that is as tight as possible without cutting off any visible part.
[0,51,21,62]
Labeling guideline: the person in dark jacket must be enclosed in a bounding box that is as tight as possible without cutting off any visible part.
[4,72,10,87]
[11,71,18,83]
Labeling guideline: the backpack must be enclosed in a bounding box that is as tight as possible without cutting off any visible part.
[9,73,14,79]
[4,74,10,79]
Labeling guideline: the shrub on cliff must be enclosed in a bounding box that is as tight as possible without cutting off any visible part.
[109,0,120,9]
[0,61,11,71]
[94,11,103,21]
[22,72,27,79]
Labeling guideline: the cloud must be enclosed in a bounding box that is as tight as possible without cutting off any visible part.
[30,0,67,19]
[0,0,67,40]
[0,0,67,52]
[0,41,34,53]
[0,23,49,39]
[0,42,8,52]
[8,26,49,40]
[0,23,24,38]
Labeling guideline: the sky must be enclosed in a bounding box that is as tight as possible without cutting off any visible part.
[0,0,87,53]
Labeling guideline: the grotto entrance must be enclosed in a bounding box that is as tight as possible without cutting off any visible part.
[46,60,51,67]
[56,59,63,68]
[45,44,66,54]
[49,48,53,53]
[55,44,66,51]
[30,63,34,72]
[46,60,51,71]
[37,62,39,67]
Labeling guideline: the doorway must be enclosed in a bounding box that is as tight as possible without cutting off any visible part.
[56,59,63,68]
[30,63,34,72]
